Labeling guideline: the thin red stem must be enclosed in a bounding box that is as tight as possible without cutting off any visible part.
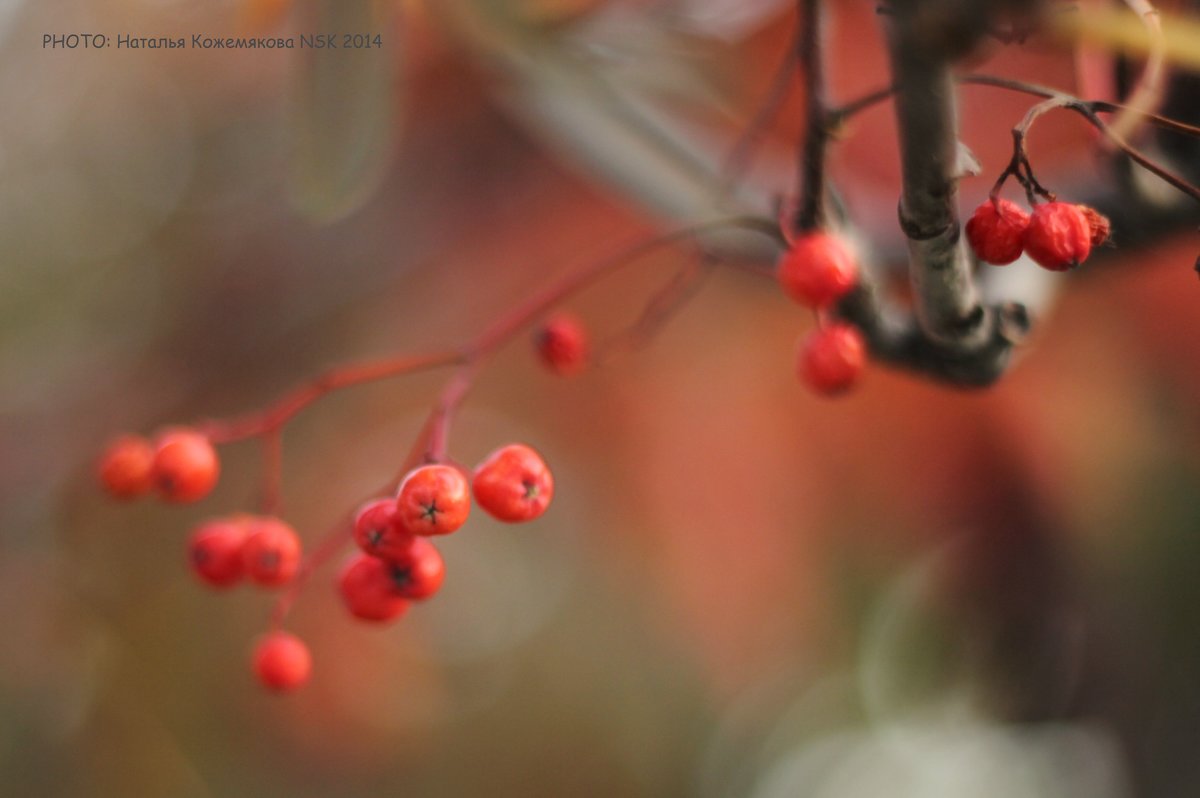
[265,214,783,628]
[200,351,463,444]
[423,366,478,464]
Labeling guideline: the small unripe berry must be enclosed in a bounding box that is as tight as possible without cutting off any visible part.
[97,435,156,500]
[242,517,302,587]
[395,464,471,537]
[472,444,554,523]
[798,323,866,395]
[535,313,589,376]
[252,631,311,692]
[1077,205,1111,247]
[777,231,859,309]
[389,537,446,600]
[338,554,411,622]
[152,429,219,503]
[1023,202,1092,271]
[188,517,249,588]
[965,198,1030,265]
[353,498,413,561]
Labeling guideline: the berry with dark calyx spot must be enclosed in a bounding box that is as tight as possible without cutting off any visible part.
[1023,201,1092,271]
[97,435,156,500]
[338,553,411,622]
[1077,205,1111,247]
[798,322,866,396]
[535,313,590,376]
[188,517,250,588]
[472,444,554,523]
[395,464,471,537]
[242,517,302,587]
[965,198,1030,265]
[389,537,445,600]
[252,631,311,692]
[777,231,859,309]
[152,429,220,503]
[353,498,413,561]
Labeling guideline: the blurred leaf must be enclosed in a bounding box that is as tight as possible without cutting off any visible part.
[666,0,792,42]
[437,0,776,226]
[562,7,731,111]
[1052,7,1200,70]
[290,0,400,223]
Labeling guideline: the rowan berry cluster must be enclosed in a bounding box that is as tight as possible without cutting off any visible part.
[341,447,553,627]
[99,427,555,692]
[776,230,866,396]
[966,198,1110,271]
[97,429,220,504]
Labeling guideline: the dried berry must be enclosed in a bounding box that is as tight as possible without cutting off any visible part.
[1023,202,1092,271]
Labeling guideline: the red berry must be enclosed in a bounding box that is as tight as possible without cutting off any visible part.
[535,313,589,376]
[97,435,156,500]
[389,537,446,600]
[152,429,219,503]
[472,444,554,523]
[353,498,413,561]
[1023,201,1092,271]
[777,231,859,308]
[187,517,249,588]
[798,323,866,395]
[252,631,311,692]
[395,464,471,537]
[338,554,411,622]
[242,517,302,587]
[965,198,1030,265]
[1077,205,1111,247]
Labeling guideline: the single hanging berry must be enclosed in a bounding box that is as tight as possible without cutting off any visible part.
[388,537,446,600]
[242,517,302,587]
[394,464,471,537]
[472,444,554,522]
[252,631,312,692]
[152,429,220,503]
[338,553,412,622]
[353,498,413,561]
[1023,202,1092,271]
[777,231,859,309]
[97,435,156,500]
[798,322,866,396]
[965,198,1030,265]
[188,517,250,588]
[535,313,590,376]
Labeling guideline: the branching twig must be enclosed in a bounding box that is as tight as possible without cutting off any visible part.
[883,0,990,348]
[963,74,1200,203]
[1108,0,1167,141]
[794,0,832,232]
[719,20,800,197]
[594,256,715,362]
[208,215,786,626]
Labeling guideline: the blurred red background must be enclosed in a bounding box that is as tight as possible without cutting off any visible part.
[3,1,1199,796]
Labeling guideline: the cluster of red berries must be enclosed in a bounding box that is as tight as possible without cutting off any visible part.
[341,444,553,630]
[966,198,1110,271]
[97,429,220,504]
[190,515,302,588]
[776,230,866,396]
[98,428,555,693]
